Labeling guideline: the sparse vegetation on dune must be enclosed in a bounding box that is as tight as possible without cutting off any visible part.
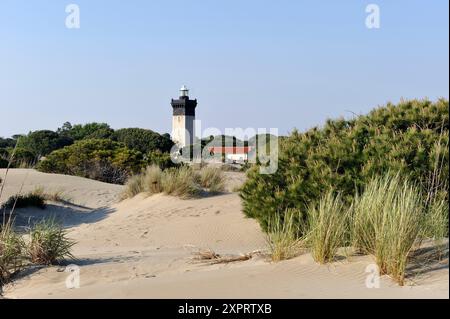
[0,216,75,286]
[122,165,226,199]
[0,167,75,287]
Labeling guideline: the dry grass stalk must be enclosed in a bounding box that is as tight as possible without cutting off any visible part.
[192,249,261,265]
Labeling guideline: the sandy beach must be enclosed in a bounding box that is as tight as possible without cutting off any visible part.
[1,169,448,299]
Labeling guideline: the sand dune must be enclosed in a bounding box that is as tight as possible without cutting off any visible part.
[1,169,448,298]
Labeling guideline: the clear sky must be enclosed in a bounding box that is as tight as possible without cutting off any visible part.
[0,0,448,138]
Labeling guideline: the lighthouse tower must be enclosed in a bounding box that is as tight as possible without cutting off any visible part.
[171,85,197,148]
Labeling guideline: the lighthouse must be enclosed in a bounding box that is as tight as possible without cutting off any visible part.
[171,85,197,148]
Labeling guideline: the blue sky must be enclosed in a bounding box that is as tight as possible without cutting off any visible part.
[0,0,448,138]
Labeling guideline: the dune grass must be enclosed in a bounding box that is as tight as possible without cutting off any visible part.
[142,165,163,194]
[266,209,303,261]
[0,220,25,285]
[28,218,75,265]
[122,174,145,199]
[122,165,226,199]
[423,197,449,240]
[263,171,447,286]
[351,174,426,285]
[161,166,200,198]
[306,191,349,264]
[195,166,225,193]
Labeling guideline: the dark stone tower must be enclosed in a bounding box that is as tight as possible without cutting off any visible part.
[171,85,197,147]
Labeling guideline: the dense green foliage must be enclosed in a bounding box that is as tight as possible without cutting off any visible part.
[1,122,173,175]
[18,130,73,158]
[0,157,8,169]
[240,99,449,232]
[112,128,173,154]
[58,122,114,140]
[37,139,143,184]
[0,137,16,148]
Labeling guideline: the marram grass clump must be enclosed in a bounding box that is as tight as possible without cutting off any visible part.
[351,174,426,285]
[266,209,303,262]
[28,219,75,265]
[195,166,225,193]
[161,166,200,198]
[122,165,226,199]
[305,191,349,264]
[0,221,26,285]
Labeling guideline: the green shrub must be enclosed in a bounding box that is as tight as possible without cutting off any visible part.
[28,219,75,265]
[241,99,449,233]
[1,188,46,211]
[351,174,425,285]
[306,191,349,264]
[37,139,143,184]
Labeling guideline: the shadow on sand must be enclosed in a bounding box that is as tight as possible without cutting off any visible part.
[2,203,116,232]
[407,241,449,279]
